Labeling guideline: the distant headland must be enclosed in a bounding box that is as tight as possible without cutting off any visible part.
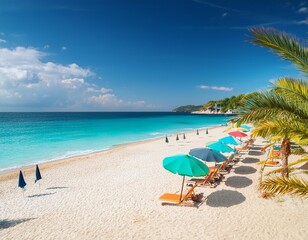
[172,92,255,114]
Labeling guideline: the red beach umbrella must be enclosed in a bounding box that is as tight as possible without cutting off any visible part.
[228,131,247,138]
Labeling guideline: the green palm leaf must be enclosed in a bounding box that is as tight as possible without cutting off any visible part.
[250,28,308,76]
[259,176,308,198]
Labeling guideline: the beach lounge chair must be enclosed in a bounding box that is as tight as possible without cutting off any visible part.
[159,182,201,207]
[187,169,218,187]
[235,141,250,154]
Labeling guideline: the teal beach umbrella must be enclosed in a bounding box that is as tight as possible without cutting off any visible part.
[207,141,235,153]
[163,154,209,200]
[240,125,251,131]
[219,136,242,146]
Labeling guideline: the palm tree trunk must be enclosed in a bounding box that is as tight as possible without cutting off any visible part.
[281,137,291,178]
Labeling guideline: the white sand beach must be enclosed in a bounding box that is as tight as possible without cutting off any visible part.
[1,126,307,240]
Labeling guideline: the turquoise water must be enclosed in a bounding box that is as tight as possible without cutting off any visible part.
[0,112,230,170]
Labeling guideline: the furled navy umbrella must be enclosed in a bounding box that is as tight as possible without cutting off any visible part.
[206,128,208,135]
[18,170,27,189]
[35,164,42,183]
[165,136,169,143]
[183,133,186,140]
[197,129,199,135]
[176,134,179,141]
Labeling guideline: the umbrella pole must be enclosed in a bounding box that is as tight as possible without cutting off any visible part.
[179,176,185,202]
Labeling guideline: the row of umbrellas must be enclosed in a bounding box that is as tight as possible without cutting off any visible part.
[162,127,251,201]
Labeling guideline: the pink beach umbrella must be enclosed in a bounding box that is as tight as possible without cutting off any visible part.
[228,131,247,138]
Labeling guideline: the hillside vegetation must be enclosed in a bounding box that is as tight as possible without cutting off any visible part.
[173,93,255,112]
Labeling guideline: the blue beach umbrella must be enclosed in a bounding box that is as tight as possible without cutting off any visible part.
[207,141,235,153]
[240,125,251,131]
[219,136,242,146]
[189,148,227,163]
[35,164,42,183]
[163,154,209,200]
[18,170,27,189]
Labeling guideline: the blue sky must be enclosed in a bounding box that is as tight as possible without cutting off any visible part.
[0,0,307,111]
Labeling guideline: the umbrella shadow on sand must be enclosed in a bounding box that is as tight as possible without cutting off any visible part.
[242,157,259,164]
[0,218,35,229]
[46,186,69,190]
[234,166,257,175]
[206,190,246,207]
[225,176,253,189]
[27,192,56,198]
[248,150,263,156]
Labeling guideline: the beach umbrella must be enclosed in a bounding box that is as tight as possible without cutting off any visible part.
[183,133,186,140]
[228,131,247,138]
[240,125,251,131]
[235,127,248,132]
[207,141,235,153]
[197,129,199,135]
[206,128,208,134]
[165,136,169,143]
[35,164,42,183]
[189,148,226,163]
[219,136,242,146]
[18,170,27,189]
[176,134,179,141]
[163,154,209,201]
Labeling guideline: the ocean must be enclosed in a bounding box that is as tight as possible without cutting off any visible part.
[0,112,230,171]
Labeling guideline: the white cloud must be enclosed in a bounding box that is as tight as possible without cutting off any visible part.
[87,87,112,93]
[62,46,67,51]
[222,12,228,17]
[0,46,151,110]
[297,18,308,25]
[89,94,124,106]
[198,85,233,91]
[44,44,50,49]
[0,38,6,43]
[298,7,308,13]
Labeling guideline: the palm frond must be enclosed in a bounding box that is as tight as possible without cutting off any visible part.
[265,167,296,176]
[274,78,308,103]
[249,28,308,76]
[259,176,308,198]
[238,91,308,124]
[251,120,308,145]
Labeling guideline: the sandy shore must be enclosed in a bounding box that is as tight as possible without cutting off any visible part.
[1,126,307,240]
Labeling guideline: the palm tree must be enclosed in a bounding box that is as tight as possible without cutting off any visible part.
[238,79,308,177]
[237,28,308,197]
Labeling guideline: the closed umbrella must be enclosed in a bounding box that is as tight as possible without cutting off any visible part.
[163,154,209,201]
[35,164,42,183]
[18,170,27,189]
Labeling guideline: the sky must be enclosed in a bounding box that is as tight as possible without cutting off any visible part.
[0,0,307,111]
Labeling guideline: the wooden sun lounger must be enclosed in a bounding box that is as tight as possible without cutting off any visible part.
[159,182,200,207]
[188,169,217,187]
